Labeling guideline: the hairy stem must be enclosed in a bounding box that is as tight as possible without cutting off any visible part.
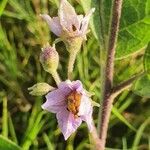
[51,71,61,86]
[67,51,78,79]
[91,125,103,150]
[98,0,123,149]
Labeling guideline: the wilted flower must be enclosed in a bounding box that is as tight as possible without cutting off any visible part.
[40,45,59,74]
[40,0,95,53]
[42,80,93,140]
[28,83,54,96]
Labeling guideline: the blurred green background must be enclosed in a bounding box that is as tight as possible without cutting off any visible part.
[0,0,150,150]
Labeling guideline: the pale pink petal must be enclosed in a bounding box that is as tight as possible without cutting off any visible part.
[80,108,94,131]
[78,94,93,131]
[40,14,62,36]
[59,0,80,32]
[78,94,92,116]
[41,89,66,113]
[78,15,83,26]
[80,8,95,35]
[56,109,82,140]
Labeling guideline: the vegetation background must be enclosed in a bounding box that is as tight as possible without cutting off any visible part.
[0,0,150,149]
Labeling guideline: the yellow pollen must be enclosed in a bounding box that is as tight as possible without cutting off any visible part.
[67,91,82,118]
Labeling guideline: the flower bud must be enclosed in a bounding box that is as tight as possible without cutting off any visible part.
[28,82,54,96]
[40,45,59,73]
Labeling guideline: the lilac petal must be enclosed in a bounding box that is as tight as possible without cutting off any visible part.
[41,89,66,113]
[71,80,83,93]
[57,109,82,140]
[40,14,62,36]
[58,80,83,95]
[59,0,80,32]
[80,8,95,35]
[58,80,72,96]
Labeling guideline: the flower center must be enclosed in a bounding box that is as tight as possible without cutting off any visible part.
[67,91,82,118]
[72,24,77,31]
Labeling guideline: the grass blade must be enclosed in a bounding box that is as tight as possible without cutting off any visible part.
[112,107,136,132]
[8,113,18,144]
[43,133,54,150]
[132,118,150,150]
[2,95,8,137]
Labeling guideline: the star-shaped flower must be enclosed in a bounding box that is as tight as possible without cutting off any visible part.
[42,80,93,140]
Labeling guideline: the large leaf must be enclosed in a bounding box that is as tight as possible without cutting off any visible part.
[80,0,150,58]
[132,75,150,97]
[144,42,150,74]
[0,135,21,150]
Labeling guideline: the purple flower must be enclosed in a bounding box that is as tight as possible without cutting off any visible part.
[40,0,95,39]
[42,80,93,140]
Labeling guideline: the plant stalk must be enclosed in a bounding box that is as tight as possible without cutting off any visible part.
[98,0,123,149]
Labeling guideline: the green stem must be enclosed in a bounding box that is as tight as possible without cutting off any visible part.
[51,71,61,86]
[67,51,78,80]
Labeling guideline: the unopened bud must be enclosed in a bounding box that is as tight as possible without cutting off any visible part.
[40,45,59,73]
[28,83,54,96]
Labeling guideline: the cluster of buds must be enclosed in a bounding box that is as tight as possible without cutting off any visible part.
[29,0,96,141]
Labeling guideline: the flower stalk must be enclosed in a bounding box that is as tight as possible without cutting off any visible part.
[98,0,123,149]
[51,70,61,86]
[68,51,78,79]
[66,37,82,79]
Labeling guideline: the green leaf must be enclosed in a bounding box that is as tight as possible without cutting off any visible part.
[144,42,150,74]
[132,75,150,97]
[116,17,150,58]
[116,0,150,58]
[0,135,21,150]
[80,0,150,58]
